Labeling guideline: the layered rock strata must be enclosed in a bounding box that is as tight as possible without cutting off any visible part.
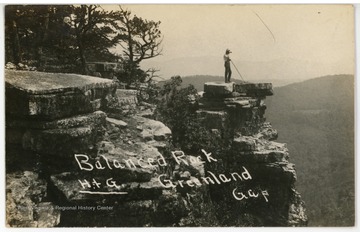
[6,70,116,226]
[197,82,307,226]
[5,71,215,227]
[5,71,307,227]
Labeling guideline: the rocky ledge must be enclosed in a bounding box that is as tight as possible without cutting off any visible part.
[5,71,307,227]
[5,70,117,119]
[5,71,216,227]
[196,82,307,226]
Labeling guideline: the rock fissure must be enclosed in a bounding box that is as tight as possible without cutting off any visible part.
[6,72,307,227]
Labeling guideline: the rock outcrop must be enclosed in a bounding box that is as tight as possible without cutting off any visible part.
[6,70,116,226]
[5,70,117,120]
[5,70,216,227]
[6,71,307,227]
[197,82,307,226]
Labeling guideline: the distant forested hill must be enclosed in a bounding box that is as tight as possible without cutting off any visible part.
[157,75,302,91]
[265,75,354,226]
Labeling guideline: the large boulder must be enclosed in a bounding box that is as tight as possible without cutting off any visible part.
[5,70,117,120]
[204,82,234,96]
[135,116,172,141]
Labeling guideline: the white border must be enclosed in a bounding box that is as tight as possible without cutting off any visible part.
[0,1,358,232]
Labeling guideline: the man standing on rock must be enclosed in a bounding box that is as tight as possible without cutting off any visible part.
[224,49,232,83]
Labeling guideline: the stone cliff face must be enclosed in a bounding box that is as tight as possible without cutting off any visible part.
[6,70,117,227]
[197,82,307,226]
[5,70,307,227]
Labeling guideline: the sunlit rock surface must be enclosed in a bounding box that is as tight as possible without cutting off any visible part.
[6,71,306,227]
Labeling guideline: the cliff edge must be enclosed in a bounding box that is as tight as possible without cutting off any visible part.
[5,70,307,227]
[197,81,307,226]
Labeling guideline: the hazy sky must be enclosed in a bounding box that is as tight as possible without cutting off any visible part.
[116,5,353,59]
[105,4,355,78]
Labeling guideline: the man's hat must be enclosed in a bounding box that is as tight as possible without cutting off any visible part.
[226,49,232,53]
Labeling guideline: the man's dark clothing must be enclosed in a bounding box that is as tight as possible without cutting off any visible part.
[224,53,232,83]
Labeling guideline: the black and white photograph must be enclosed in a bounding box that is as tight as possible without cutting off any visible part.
[2,3,356,228]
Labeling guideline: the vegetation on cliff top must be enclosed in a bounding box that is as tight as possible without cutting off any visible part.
[154,76,225,154]
[5,5,162,84]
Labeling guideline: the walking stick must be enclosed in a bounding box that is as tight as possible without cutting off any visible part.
[230,60,245,82]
